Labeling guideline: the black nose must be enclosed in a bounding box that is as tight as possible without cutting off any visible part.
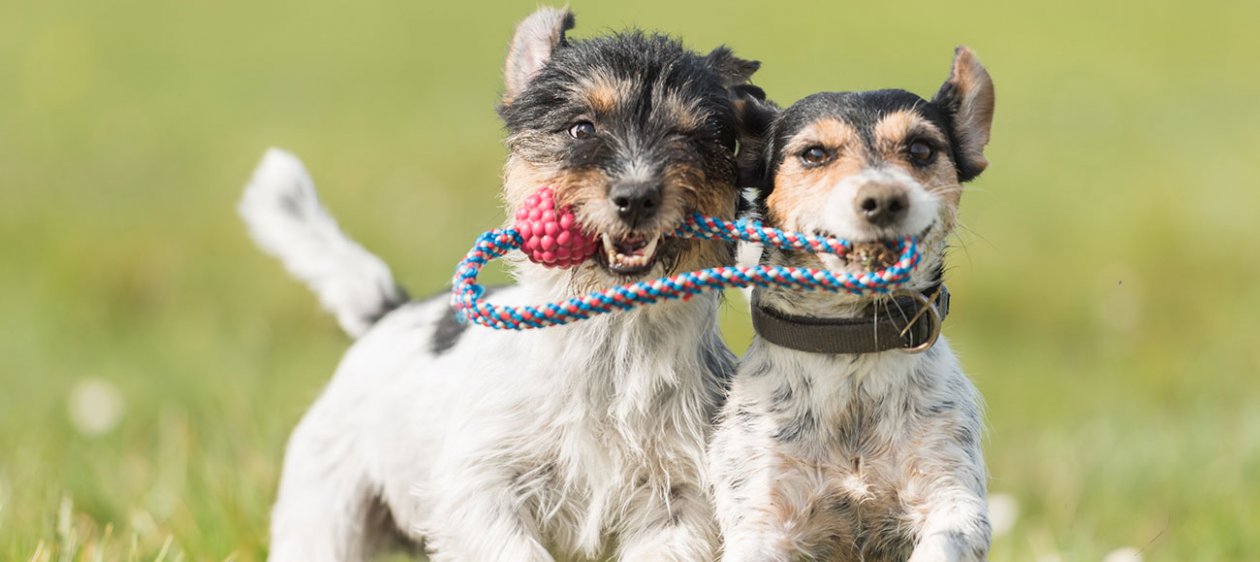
[854,183,910,227]
[609,181,663,227]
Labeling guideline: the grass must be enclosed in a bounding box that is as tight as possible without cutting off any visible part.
[2,0,1258,560]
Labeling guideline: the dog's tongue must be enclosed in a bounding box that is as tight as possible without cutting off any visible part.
[614,234,649,256]
[514,187,599,268]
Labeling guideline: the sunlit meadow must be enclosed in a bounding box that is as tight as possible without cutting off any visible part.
[2,0,1258,560]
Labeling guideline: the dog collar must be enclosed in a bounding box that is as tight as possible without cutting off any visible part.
[751,285,950,355]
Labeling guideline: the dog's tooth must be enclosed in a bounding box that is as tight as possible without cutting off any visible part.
[642,236,659,259]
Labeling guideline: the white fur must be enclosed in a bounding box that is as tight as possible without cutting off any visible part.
[736,187,764,303]
[248,151,731,561]
[818,167,938,244]
[238,149,404,338]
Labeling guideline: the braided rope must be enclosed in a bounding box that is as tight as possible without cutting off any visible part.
[451,213,921,330]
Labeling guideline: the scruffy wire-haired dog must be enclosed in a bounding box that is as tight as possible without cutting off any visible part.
[240,7,766,562]
[709,47,995,562]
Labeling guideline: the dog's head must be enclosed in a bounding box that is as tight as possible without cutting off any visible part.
[498,8,766,289]
[756,47,994,289]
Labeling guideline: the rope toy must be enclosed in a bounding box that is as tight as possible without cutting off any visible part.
[451,190,921,330]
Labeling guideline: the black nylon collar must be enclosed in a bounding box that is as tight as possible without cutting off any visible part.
[751,285,950,355]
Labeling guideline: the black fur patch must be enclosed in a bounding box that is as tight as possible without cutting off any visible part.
[428,287,495,356]
[360,286,409,329]
[773,409,817,442]
[702,344,736,382]
[770,381,794,405]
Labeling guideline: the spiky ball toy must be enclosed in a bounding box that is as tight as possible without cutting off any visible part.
[512,187,598,268]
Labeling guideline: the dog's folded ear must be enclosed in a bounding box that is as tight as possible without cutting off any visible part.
[932,46,995,182]
[706,47,760,89]
[504,7,575,104]
[704,47,773,189]
[731,84,779,190]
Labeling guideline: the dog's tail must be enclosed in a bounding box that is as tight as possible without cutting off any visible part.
[238,148,407,338]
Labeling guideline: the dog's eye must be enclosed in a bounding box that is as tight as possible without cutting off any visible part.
[568,121,596,140]
[908,140,935,165]
[799,146,831,166]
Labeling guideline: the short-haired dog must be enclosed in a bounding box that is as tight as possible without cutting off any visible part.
[240,7,766,561]
[709,47,996,562]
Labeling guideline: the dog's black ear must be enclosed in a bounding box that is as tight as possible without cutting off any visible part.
[932,46,995,182]
[731,84,779,190]
[706,46,760,88]
[504,7,575,103]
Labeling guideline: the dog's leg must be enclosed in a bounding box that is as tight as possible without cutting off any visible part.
[616,481,718,562]
[906,488,991,562]
[419,466,555,562]
[905,411,991,562]
[268,405,386,562]
[423,512,553,562]
[710,458,798,561]
[904,364,991,562]
[717,518,794,562]
[713,480,814,562]
[710,433,791,561]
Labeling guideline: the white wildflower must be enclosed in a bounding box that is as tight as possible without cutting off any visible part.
[68,378,124,436]
[1103,547,1143,562]
[987,492,1019,537]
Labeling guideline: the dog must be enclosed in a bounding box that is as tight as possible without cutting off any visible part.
[708,47,996,562]
[239,7,768,561]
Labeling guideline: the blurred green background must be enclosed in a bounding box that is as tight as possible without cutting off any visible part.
[3,0,1258,560]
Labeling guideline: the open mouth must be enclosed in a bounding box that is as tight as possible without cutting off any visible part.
[598,233,662,276]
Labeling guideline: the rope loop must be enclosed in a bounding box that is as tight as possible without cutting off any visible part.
[451,213,920,330]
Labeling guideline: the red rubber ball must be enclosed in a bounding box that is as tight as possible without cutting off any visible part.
[513,187,597,268]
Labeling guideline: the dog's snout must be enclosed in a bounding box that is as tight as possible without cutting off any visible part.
[609,181,663,226]
[854,183,910,227]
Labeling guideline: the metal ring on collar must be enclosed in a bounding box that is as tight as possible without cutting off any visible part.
[893,289,942,354]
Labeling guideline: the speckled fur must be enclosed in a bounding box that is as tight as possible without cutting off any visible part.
[710,47,996,562]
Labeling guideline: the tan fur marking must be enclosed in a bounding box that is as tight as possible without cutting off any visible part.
[502,157,551,213]
[580,74,630,115]
[872,110,963,210]
[780,118,858,158]
[587,86,618,114]
[503,158,609,223]
[659,92,704,132]
[666,163,736,272]
[767,119,864,232]
[872,111,946,155]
